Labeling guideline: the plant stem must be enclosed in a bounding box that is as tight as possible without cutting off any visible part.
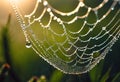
[1,14,21,82]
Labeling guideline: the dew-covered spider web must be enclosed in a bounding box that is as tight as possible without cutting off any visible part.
[9,0,120,74]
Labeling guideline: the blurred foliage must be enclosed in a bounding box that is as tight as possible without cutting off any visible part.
[0,6,120,82]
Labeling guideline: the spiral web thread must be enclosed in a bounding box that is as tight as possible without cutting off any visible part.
[10,0,120,74]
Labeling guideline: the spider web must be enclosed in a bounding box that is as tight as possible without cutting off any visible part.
[10,0,120,74]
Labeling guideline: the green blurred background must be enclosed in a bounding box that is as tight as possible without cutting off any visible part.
[0,0,120,82]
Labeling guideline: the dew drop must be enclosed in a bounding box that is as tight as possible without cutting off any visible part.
[111,7,114,10]
[57,18,61,22]
[47,8,51,12]
[102,27,106,30]
[110,49,112,52]
[103,15,106,18]
[43,1,48,6]
[53,16,57,20]
[80,2,85,7]
[26,41,32,48]
[50,12,54,17]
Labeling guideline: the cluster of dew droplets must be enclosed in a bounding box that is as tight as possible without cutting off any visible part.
[9,0,120,74]
[9,0,32,48]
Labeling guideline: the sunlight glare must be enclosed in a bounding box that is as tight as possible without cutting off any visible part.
[10,0,25,4]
